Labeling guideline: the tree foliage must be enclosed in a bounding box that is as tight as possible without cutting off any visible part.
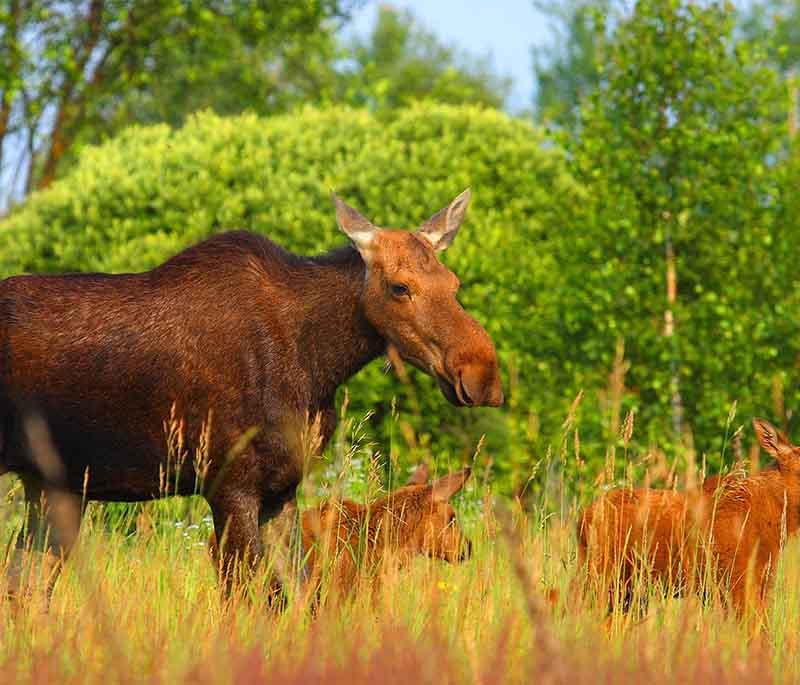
[0,0,349,204]
[563,0,798,468]
[336,6,511,111]
[740,0,800,76]
[532,0,610,128]
[0,2,512,211]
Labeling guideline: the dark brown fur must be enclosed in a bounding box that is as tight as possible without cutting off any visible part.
[574,419,800,623]
[0,192,501,596]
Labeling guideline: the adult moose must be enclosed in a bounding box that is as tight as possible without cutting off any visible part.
[0,189,502,598]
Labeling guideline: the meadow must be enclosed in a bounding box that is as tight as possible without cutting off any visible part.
[2,1,800,682]
[0,400,797,685]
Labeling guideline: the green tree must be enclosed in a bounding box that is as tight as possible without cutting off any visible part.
[740,1,800,75]
[0,2,517,211]
[740,1,800,136]
[0,0,349,206]
[532,0,611,128]
[337,6,511,111]
[562,0,795,464]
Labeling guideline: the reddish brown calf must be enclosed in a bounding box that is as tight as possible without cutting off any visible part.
[300,467,472,601]
[575,418,800,624]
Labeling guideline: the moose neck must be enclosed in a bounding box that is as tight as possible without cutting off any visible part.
[294,246,386,406]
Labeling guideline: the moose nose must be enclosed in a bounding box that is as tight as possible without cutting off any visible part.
[485,377,504,407]
[459,365,504,408]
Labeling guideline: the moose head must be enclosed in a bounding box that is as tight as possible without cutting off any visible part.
[333,190,503,408]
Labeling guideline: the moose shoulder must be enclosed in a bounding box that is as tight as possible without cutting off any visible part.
[0,190,502,593]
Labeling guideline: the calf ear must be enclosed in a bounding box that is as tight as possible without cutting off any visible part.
[753,418,793,458]
[405,463,429,486]
[418,188,471,252]
[431,467,471,502]
[332,193,377,262]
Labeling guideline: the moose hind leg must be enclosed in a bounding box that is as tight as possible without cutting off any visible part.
[8,476,82,607]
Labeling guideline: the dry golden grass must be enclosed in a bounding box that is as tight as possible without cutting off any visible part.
[0,381,795,683]
[0,475,797,684]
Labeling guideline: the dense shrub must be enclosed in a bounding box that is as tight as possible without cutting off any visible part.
[0,105,582,494]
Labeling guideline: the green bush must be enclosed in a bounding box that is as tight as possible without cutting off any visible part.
[0,105,583,495]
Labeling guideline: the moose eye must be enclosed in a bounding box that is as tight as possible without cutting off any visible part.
[390,283,410,298]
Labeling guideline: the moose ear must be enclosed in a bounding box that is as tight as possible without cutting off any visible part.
[418,188,471,252]
[332,192,377,262]
[753,418,792,458]
[431,467,471,502]
[405,463,429,486]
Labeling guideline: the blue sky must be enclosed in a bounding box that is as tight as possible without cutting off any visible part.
[346,1,553,112]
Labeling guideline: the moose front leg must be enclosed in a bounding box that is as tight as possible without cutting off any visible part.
[206,435,304,607]
[209,492,263,600]
[258,496,306,602]
[207,495,300,609]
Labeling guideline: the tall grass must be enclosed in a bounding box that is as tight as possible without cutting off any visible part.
[0,394,796,684]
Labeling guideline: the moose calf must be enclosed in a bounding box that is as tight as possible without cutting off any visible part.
[210,466,472,605]
[575,418,800,624]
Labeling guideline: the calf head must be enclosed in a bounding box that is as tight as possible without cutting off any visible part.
[333,191,503,407]
[390,467,473,562]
